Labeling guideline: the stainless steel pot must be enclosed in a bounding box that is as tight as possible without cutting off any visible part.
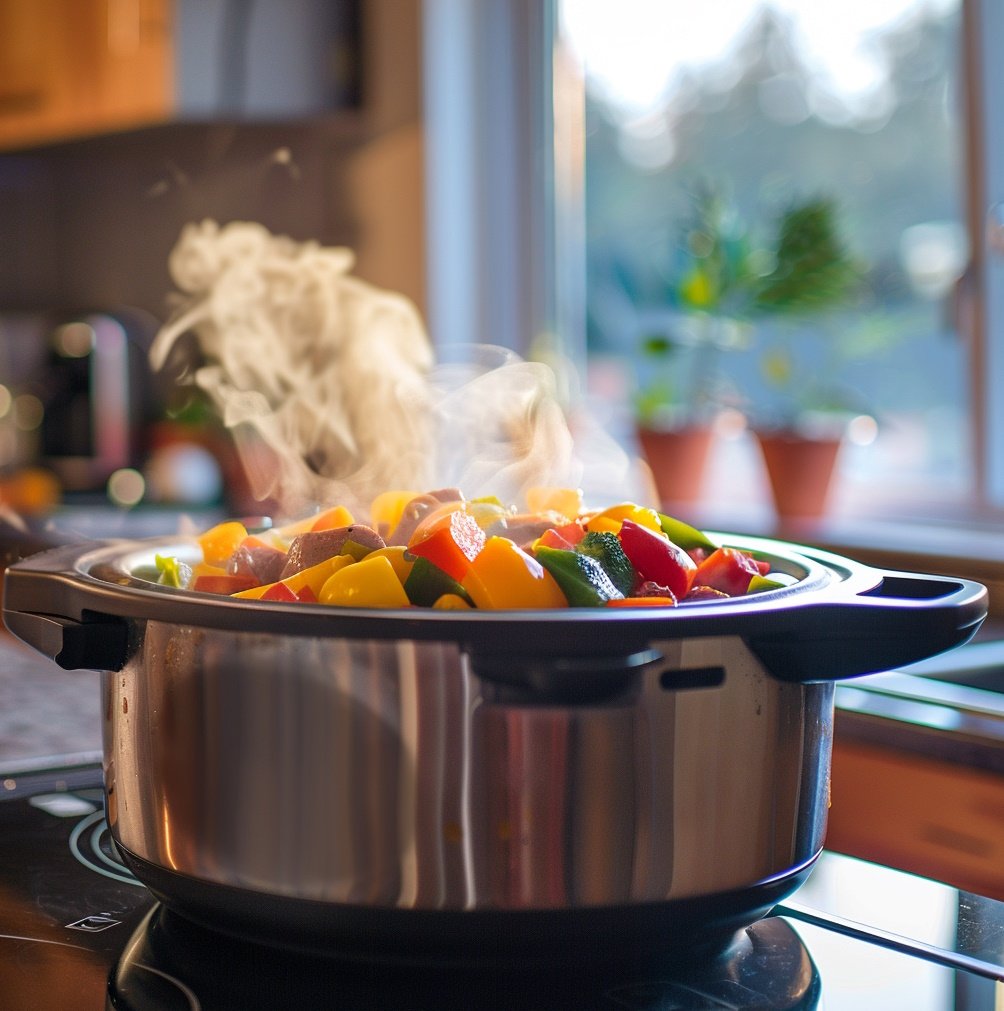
[2,533,987,961]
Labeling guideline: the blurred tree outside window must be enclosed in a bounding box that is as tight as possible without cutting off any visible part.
[559,0,970,521]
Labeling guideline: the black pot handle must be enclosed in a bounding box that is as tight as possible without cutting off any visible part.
[3,541,131,671]
[3,609,129,672]
[748,569,988,683]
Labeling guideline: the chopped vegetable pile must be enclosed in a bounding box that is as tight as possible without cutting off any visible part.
[149,488,786,610]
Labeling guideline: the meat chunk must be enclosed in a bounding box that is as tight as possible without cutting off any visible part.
[227,544,287,586]
[280,525,386,578]
[386,489,464,545]
[485,513,560,550]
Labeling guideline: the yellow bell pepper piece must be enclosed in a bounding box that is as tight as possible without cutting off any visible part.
[367,545,415,585]
[525,486,583,522]
[233,554,354,599]
[585,502,662,535]
[198,521,249,567]
[432,593,473,610]
[583,516,621,535]
[461,536,567,609]
[319,555,410,608]
[369,490,421,536]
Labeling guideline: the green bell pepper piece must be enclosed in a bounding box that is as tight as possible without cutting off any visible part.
[657,513,719,553]
[403,555,474,607]
[340,539,376,562]
[746,574,788,594]
[154,553,192,588]
[534,545,625,607]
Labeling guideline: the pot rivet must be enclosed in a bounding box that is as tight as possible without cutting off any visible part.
[443,821,463,844]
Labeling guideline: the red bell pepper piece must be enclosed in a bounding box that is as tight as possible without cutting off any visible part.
[257,580,322,603]
[553,521,586,546]
[691,547,762,597]
[260,580,299,602]
[408,510,487,582]
[617,519,696,600]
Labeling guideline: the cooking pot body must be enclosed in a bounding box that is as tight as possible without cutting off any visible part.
[103,622,833,924]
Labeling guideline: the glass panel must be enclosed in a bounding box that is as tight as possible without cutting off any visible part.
[560,0,970,522]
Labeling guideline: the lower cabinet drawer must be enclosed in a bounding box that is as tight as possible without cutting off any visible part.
[828,738,1004,901]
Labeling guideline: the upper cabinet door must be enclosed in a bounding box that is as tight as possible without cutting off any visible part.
[0,0,360,151]
[0,0,172,148]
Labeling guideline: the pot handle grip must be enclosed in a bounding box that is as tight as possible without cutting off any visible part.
[3,609,129,671]
[749,569,988,683]
[3,540,131,670]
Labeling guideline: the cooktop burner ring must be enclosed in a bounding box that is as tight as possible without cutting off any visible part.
[68,809,140,886]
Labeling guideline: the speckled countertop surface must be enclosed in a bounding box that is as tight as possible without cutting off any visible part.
[0,632,102,763]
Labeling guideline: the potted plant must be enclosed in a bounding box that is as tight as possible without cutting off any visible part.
[634,184,865,519]
[743,196,866,520]
[633,185,755,506]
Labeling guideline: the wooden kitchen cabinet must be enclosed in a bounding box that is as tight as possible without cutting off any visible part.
[0,0,360,151]
[0,0,172,149]
[828,738,1004,901]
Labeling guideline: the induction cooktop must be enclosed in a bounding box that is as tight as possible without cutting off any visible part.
[1,756,1002,1010]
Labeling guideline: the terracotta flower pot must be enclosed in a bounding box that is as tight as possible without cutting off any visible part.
[636,425,716,508]
[754,429,843,521]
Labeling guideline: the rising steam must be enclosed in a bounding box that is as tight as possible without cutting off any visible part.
[150,220,628,519]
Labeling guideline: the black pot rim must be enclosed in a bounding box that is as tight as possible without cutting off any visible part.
[1,532,988,684]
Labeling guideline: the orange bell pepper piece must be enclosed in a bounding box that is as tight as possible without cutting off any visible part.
[524,486,583,521]
[198,521,249,567]
[408,510,486,582]
[605,596,677,607]
[311,506,355,532]
[534,528,575,551]
[276,505,355,540]
[461,536,567,609]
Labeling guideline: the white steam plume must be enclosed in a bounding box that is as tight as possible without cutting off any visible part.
[150,221,632,519]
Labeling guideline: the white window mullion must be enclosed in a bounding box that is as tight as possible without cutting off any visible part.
[976,0,1004,506]
[422,0,557,359]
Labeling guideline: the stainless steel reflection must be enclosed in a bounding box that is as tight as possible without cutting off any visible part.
[103,624,833,911]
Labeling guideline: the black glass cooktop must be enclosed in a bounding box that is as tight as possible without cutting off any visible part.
[1,758,1002,1010]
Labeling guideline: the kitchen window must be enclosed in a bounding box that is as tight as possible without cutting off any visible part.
[423,0,1004,558]
[560,0,972,524]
